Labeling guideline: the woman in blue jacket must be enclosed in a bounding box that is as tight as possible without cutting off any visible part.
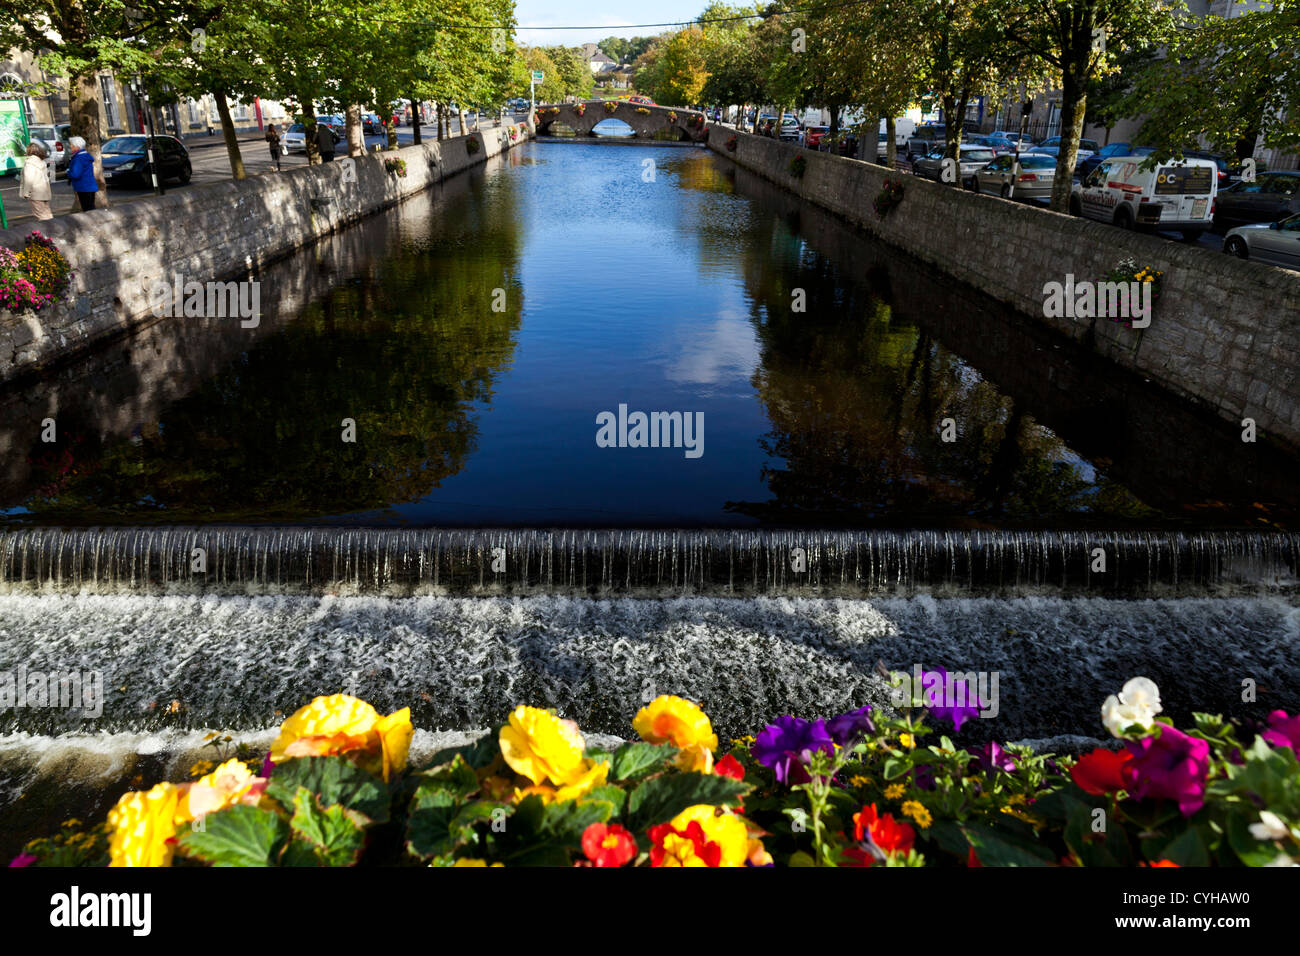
[67,137,100,211]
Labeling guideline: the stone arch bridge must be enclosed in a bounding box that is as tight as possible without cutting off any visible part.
[534,101,709,142]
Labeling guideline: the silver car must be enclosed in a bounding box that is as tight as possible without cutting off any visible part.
[912,144,997,185]
[971,152,1058,202]
[27,123,72,170]
[1223,213,1300,271]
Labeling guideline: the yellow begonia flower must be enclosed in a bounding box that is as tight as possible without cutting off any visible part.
[176,758,266,821]
[675,742,714,774]
[499,705,587,786]
[453,858,503,867]
[633,695,719,754]
[669,805,750,867]
[107,782,181,867]
[270,694,412,781]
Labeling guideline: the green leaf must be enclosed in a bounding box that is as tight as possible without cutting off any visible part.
[959,824,1055,867]
[177,805,289,867]
[788,850,817,867]
[426,731,500,771]
[626,773,747,831]
[411,754,479,801]
[1226,812,1283,867]
[289,788,368,866]
[1144,825,1210,867]
[610,742,677,781]
[584,784,629,816]
[266,756,390,824]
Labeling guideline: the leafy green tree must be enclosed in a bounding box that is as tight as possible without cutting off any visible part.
[1002,0,1181,209]
[1115,1,1300,161]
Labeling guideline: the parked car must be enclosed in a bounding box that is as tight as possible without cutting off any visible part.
[362,113,383,135]
[913,144,997,185]
[27,123,72,171]
[1213,171,1300,232]
[1036,136,1099,158]
[970,151,1058,202]
[1075,143,1154,182]
[1223,213,1300,270]
[283,122,340,152]
[779,115,801,142]
[803,125,830,149]
[628,95,655,106]
[99,134,192,187]
[905,125,946,159]
[1071,155,1219,240]
[984,130,1035,149]
[316,115,347,137]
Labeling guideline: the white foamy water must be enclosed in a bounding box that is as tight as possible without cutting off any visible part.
[1,593,1296,746]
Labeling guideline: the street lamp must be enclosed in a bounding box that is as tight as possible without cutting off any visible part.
[130,74,163,196]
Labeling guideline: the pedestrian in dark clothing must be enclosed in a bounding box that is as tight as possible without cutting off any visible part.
[67,137,100,211]
[266,123,283,171]
[314,122,335,162]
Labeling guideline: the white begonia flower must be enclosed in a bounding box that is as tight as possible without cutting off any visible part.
[1101,677,1163,738]
[1264,854,1299,867]
[1249,811,1292,842]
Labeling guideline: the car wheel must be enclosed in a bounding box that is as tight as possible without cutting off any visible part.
[1069,196,1082,216]
[1225,236,1249,259]
[999,183,1011,200]
[966,176,978,193]
[1114,206,1134,230]
[178,163,192,184]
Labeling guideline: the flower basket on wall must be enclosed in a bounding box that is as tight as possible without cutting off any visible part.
[382,157,407,176]
[466,136,481,154]
[788,154,807,179]
[873,177,905,217]
[604,101,619,113]
[726,134,738,152]
[574,103,586,117]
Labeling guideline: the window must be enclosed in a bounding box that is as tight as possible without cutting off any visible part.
[99,75,119,128]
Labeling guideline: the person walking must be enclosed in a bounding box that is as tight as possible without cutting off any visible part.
[314,121,335,162]
[265,122,283,171]
[19,142,53,221]
[67,137,100,211]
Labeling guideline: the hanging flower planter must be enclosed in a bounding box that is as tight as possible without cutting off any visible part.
[466,136,481,154]
[726,134,738,152]
[874,177,905,217]
[604,101,619,114]
[788,154,807,179]
[574,103,586,117]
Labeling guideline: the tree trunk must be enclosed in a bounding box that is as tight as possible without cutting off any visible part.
[409,97,421,145]
[385,115,398,149]
[213,90,246,180]
[437,104,446,141]
[69,71,109,208]
[886,115,897,168]
[345,104,364,157]
[458,108,469,138]
[302,99,321,165]
[1052,71,1087,212]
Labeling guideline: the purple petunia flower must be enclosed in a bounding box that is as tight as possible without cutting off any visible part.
[971,741,1017,774]
[912,764,936,791]
[826,705,875,747]
[752,716,835,785]
[8,853,37,868]
[260,752,274,778]
[1123,725,1211,817]
[921,667,983,732]
[1262,710,1300,752]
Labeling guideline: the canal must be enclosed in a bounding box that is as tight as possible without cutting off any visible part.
[3,141,1296,529]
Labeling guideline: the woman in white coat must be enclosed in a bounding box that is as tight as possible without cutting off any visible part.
[19,142,53,221]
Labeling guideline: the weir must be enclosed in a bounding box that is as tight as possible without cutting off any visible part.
[1,527,1296,597]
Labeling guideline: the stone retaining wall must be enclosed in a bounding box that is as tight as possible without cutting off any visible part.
[708,126,1300,452]
[0,121,532,382]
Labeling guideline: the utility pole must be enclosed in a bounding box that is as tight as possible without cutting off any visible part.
[132,74,163,196]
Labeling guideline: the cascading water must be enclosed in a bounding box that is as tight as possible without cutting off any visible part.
[2,527,1297,596]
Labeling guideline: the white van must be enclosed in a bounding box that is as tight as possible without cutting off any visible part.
[1071,156,1219,240]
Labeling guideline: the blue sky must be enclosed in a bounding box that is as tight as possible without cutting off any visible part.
[514,0,707,47]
